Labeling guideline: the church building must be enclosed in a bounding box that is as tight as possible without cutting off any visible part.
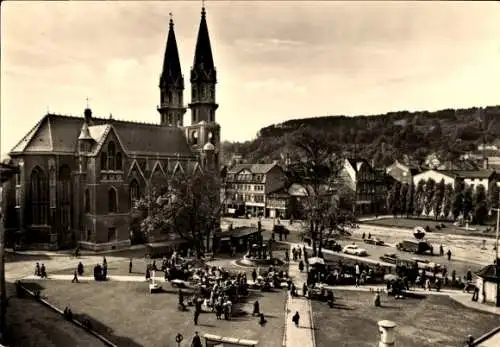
[2,7,221,251]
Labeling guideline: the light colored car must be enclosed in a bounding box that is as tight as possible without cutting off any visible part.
[343,245,368,256]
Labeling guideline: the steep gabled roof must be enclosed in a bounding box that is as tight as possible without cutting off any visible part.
[227,163,279,174]
[9,113,193,158]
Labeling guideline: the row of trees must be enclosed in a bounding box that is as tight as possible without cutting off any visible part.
[385,178,500,225]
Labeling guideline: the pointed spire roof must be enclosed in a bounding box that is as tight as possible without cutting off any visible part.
[161,14,182,83]
[193,6,215,72]
[78,121,93,141]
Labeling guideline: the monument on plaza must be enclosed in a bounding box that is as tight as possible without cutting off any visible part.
[239,220,283,267]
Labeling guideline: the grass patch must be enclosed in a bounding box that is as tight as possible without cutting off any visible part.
[312,290,499,347]
[4,283,106,347]
[22,280,287,347]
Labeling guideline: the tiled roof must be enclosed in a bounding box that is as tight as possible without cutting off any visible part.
[227,163,279,174]
[9,113,193,157]
[440,169,495,179]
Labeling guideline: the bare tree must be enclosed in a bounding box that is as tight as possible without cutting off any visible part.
[135,169,224,257]
[287,128,355,257]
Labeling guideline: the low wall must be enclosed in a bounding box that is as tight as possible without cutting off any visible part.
[78,239,131,252]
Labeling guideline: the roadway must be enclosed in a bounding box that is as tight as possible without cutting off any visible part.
[223,217,490,277]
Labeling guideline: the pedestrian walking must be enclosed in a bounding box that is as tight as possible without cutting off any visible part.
[129,259,133,273]
[447,249,452,261]
[72,270,79,283]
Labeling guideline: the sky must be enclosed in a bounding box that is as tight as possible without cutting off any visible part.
[1,1,500,158]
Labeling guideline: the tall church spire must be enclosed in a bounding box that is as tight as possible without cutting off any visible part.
[192,6,215,77]
[158,13,186,127]
[189,5,218,125]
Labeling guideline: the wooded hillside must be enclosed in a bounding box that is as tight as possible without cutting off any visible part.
[222,106,500,167]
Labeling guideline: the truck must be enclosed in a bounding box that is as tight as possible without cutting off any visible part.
[396,240,433,254]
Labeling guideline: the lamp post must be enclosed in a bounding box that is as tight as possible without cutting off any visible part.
[0,162,20,343]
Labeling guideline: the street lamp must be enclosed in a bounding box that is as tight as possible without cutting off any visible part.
[0,162,20,343]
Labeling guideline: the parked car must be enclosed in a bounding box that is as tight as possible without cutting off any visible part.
[364,237,385,246]
[379,253,399,264]
[396,240,433,254]
[343,245,368,256]
[323,238,342,252]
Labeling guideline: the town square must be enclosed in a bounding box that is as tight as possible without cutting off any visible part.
[1,2,500,347]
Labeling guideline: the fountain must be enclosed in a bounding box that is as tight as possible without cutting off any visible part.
[236,221,284,267]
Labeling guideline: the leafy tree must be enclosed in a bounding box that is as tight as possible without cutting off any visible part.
[488,180,499,209]
[387,182,401,217]
[405,182,415,217]
[287,127,354,257]
[424,178,436,215]
[462,186,474,221]
[135,169,223,257]
[442,183,454,220]
[399,183,409,217]
[474,184,488,225]
[414,180,426,216]
[432,179,445,219]
[452,182,464,220]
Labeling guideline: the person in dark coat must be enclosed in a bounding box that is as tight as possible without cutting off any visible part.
[77,262,84,276]
[252,269,257,284]
[191,332,202,347]
[129,259,133,273]
[298,261,304,272]
[447,249,452,261]
[259,313,267,326]
[40,264,47,278]
[35,263,40,276]
[292,311,300,327]
[252,300,260,316]
[178,289,186,310]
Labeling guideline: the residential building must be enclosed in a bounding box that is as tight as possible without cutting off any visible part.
[340,158,389,215]
[413,169,497,191]
[223,163,287,217]
[386,160,419,185]
[2,7,221,251]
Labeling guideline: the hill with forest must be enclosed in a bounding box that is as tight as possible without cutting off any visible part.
[221,105,500,167]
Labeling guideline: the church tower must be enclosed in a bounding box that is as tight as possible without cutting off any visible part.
[185,5,220,170]
[158,15,186,127]
[189,6,218,124]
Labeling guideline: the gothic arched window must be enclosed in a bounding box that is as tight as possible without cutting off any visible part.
[30,166,49,225]
[192,131,198,145]
[168,91,173,103]
[101,152,108,171]
[116,152,123,171]
[84,189,90,213]
[108,142,116,170]
[58,165,72,228]
[108,187,118,213]
[129,179,140,209]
